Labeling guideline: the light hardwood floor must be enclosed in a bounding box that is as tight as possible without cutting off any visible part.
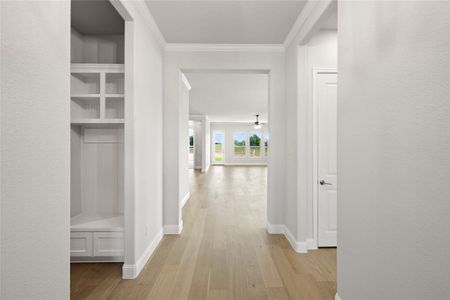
[71,166,336,299]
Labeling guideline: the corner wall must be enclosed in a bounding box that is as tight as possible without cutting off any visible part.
[179,78,190,206]
[117,1,164,279]
[338,1,450,298]
[284,0,337,248]
[202,116,211,172]
[1,1,70,298]
[300,30,337,244]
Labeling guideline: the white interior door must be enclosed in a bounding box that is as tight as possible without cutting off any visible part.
[317,72,337,247]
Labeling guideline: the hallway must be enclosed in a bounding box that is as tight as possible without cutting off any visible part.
[71,166,336,299]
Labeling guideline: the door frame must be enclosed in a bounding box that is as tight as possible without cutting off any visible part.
[211,130,225,165]
[312,68,337,249]
[188,125,195,168]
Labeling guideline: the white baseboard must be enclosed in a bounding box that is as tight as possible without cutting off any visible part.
[306,238,317,250]
[224,163,267,166]
[201,164,210,173]
[266,223,308,253]
[163,220,183,234]
[266,223,284,234]
[335,293,342,300]
[122,228,163,279]
[182,192,191,208]
[283,226,308,253]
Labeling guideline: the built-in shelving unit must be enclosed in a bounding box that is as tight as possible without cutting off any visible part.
[70,0,126,263]
[70,66,125,262]
[71,64,124,125]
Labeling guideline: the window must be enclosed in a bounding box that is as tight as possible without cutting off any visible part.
[264,134,269,156]
[234,132,246,157]
[249,132,261,157]
[214,132,224,162]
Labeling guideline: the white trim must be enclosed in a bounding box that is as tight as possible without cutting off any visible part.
[122,228,163,279]
[284,1,317,47]
[224,163,267,166]
[312,68,337,249]
[201,165,210,173]
[163,220,183,235]
[133,1,166,47]
[112,1,165,47]
[109,0,133,21]
[306,238,317,250]
[181,73,192,91]
[165,43,285,53]
[283,226,308,253]
[266,223,309,253]
[71,63,124,73]
[181,192,191,208]
[335,293,342,300]
[284,0,335,47]
[266,223,284,234]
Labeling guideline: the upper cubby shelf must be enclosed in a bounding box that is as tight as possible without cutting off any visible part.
[71,64,124,125]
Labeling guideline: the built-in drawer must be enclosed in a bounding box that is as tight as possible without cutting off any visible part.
[70,232,93,257]
[93,232,124,257]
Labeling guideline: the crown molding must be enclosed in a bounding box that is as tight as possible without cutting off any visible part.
[284,0,335,47]
[114,0,166,47]
[283,1,318,47]
[136,1,166,47]
[165,43,285,53]
[181,73,192,90]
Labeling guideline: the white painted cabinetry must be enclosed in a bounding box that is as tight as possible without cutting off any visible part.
[70,64,125,262]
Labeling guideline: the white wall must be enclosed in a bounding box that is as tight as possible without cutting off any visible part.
[301,30,337,244]
[202,115,211,172]
[1,1,70,298]
[210,123,268,165]
[164,49,285,230]
[285,28,337,247]
[338,1,450,299]
[283,0,336,251]
[71,127,124,217]
[179,77,190,203]
[193,121,202,169]
[118,1,164,279]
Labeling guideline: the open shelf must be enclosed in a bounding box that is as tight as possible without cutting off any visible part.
[71,97,100,120]
[105,97,124,119]
[71,213,123,232]
[71,119,124,125]
[106,73,124,94]
[70,64,124,126]
[71,73,100,94]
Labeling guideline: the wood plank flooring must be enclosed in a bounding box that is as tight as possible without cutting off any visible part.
[71,166,336,299]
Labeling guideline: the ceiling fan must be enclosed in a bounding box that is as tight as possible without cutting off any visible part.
[253,114,265,129]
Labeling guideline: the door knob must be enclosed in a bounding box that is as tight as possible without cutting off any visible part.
[319,180,332,185]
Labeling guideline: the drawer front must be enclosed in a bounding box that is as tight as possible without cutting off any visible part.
[70,232,93,257]
[93,232,124,257]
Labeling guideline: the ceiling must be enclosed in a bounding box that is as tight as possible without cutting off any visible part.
[145,1,307,44]
[71,0,124,35]
[186,72,268,123]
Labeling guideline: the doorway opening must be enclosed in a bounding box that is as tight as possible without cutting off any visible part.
[183,70,270,228]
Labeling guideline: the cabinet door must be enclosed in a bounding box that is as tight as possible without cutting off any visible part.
[70,232,93,257]
[93,232,124,257]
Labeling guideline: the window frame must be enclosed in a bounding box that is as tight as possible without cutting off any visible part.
[212,130,225,164]
[233,132,247,158]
